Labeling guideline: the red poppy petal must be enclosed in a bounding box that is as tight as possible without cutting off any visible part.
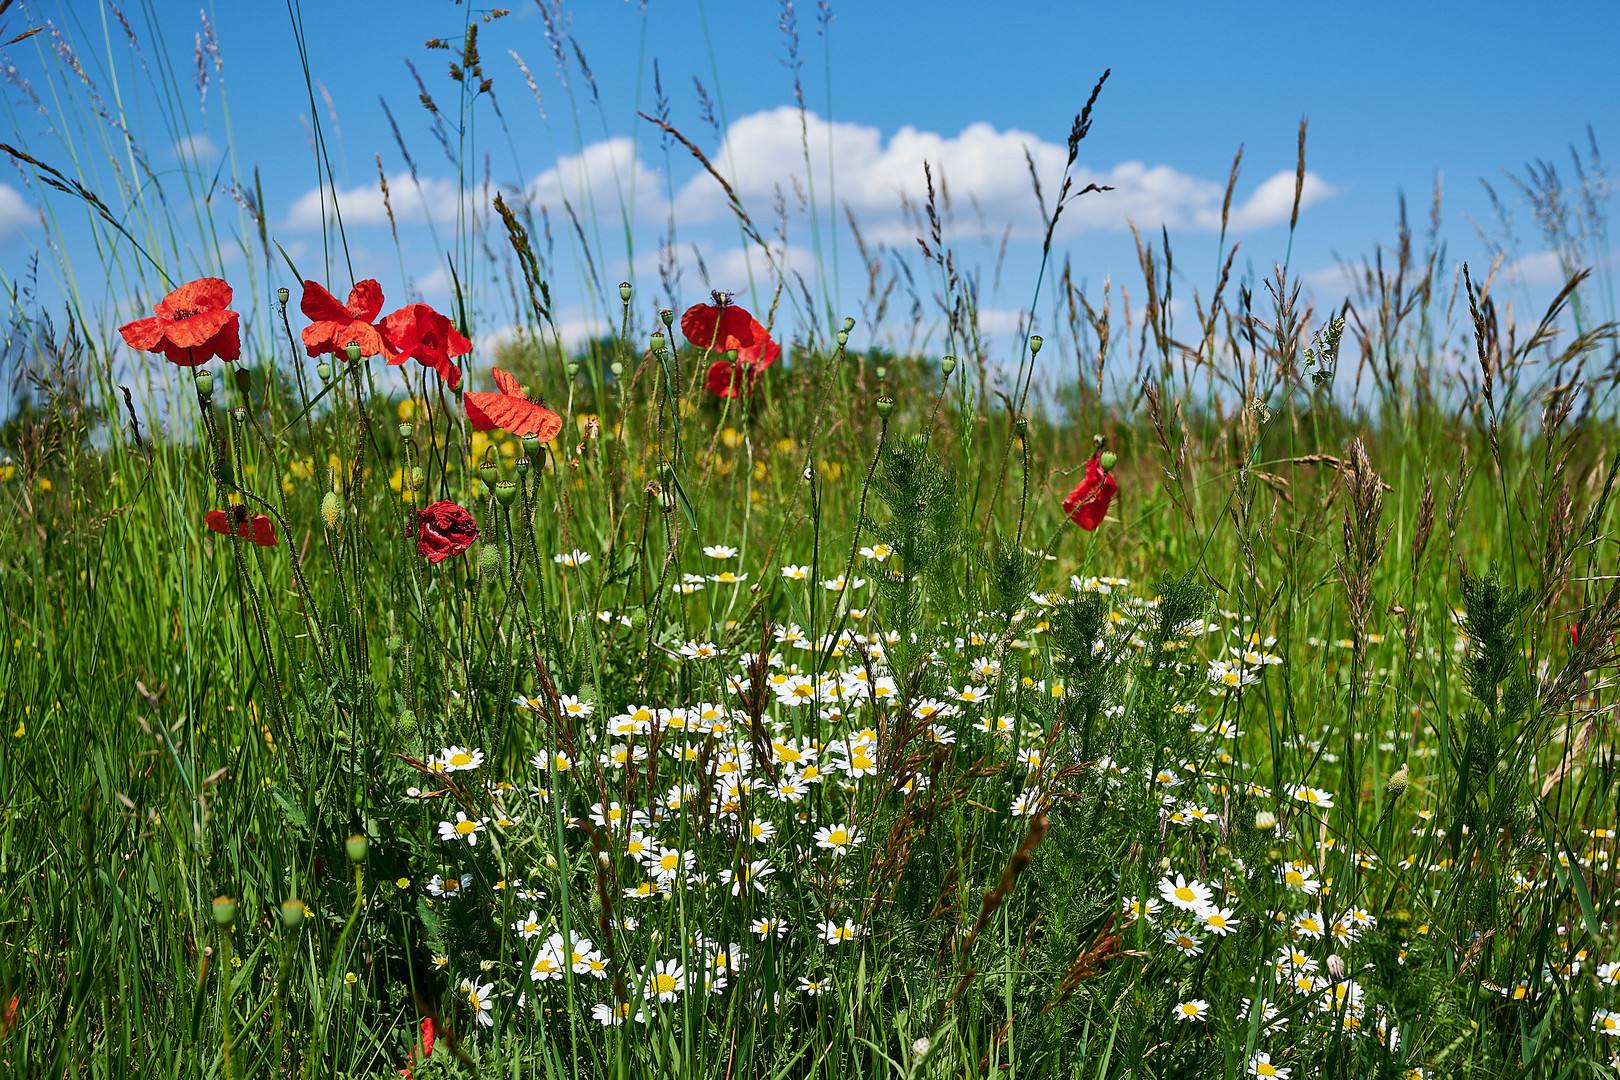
[164,308,234,349]
[162,276,233,317]
[681,303,758,352]
[490,367,525,398]
[465,392,561,440]
[347,279,386,322]
[119,315,168,351]
[249,514,279,546]
[300,280,349,323]
[205,509,233,536]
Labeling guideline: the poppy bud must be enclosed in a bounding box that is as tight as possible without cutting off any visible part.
[650,330,665,352]
[843,317,856,333]
[385,633,403,655]
[316,362,332,382]
[875,365,887,382]
[941,355,956,376]
[211,895,238,927]
[234,367,253,395]
[515,456,531,476]
[836,329,849,347]
[345,341,362,364]
[660,308,674,327]
[279,898,306,929]
[399,423,413,440]
[1015,416,1029,438]
[479,543,502,583]
[656,463,673,483]
[522,432,541,457]
[409,467,424,490]
[344,834,369,864]
[610,361,624,378]
[618,281,632,302]
[495,480,518,507]
[875,396,894,419]
[321,491,342,530]
[1029,335,1043,356]
[195,369,215,399]
[1385,763,1409,801]
[1099,451,1117,472]
[566,361,580,377]
[479,456,500,488]
[277,287,290,307]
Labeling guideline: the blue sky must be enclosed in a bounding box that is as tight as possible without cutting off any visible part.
[2,0,1616,381]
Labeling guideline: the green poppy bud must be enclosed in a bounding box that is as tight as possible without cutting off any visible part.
[211,895,238,927]
[195,369,215,399]
[660,308,674,328]
[495,479,519,507]
[656,463,673,483]
[316,362,332,382]
[279,898,306,929]
[619,281,632,302]
[479,543,503,583]
[1029,335,1043,356]
[409,466,424,490]
[610,361,624,378]
[345,341,362,364]
[399,423,413,440]
[321,491,343,530]
[1385,763,1409,801]
[277,287,290,307]
[875,395,894,419]
[344,834,369,864]
[1099,451,1117,472]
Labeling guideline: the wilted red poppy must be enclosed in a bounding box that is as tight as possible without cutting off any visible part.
[416,500,479,563]
[705,358,758,399]
[681,294,761,353]
[381,303,471,389]
[1062,452,1118,531]
[118,276,241,367]
[400,1016,434,1078]
[464,367,563,440]
[205,507,279,546]
[300,279,396,360]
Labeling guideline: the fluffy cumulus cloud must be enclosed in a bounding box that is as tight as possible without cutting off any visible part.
[284,172,466,230]
[671,107,1337,241]
[527,136,663,218]
[0,183,34,242]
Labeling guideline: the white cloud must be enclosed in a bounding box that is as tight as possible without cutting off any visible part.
[526,136,662,219]
[0,183,34,242]
[171,132,218,162]
[671,107,1338,242]
[284,172,465,230]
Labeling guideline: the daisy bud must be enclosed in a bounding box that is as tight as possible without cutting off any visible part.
[596,851,610,869]
[321,491,343,530]
[875,396,894,419]
[1255,810,1278,831]
[610,361,624,378]
[495,480,518,507]
[345,834,369,864]
[1326,954,1345,980]
[660,308,674,327]
[941,355,956,376]
[1099,451,1117,472]
[1029,335,1043,356]
[479,543,502,583]
[277,287,290,307]
[545,853,559,870]
[399,423,413,440]
[345,341,362,364]
[843,316,856,333]
[211,895,238,927]
[618,281,632,302]
[1158,856,1171,871]
[316,362,332,382]
[279,898,306,929]
[566,360,580,377]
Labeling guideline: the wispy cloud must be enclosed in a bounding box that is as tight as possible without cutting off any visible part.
[0,183,35,243]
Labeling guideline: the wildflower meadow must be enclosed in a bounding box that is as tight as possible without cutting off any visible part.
[2,3,1619,1078]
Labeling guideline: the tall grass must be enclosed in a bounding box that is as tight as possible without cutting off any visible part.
[1,4,1619,1078]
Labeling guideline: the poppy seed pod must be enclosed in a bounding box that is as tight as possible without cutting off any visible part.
[875,396,894,419]
[230,406,247,426]
[234,367,253,395]
[514,456,530,476]
[279,898,306,929]
[1029,335,1043,356]
[494,479,518,507]
[194,369,215,399]
[566,361,580,377]
[316,362,332,382]
[843,316,855,333]
[618,281,632,302]
[345,341,362,364]
[211,895,238,927]
[660,308,674,328]
[277,286,290,307]
[875,365,887,382]
[836,329,848,347]
[941,355,956,376]
[610,361,624,378]
[399,423,413,440]
[521,432,541,457]
[650,330,665,352]
[345,834,369,863]
[478,456,500,488]
[321,491,342,530]
[1015,416,1029,438]
[1099,451,1117,472]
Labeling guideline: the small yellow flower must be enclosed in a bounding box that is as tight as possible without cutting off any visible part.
[344,972,358,985]
[396,877,411,890]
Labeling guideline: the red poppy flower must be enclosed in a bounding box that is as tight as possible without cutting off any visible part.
[681,296,761,353]
[118,277,241,367]
[736,330,781,372]
[1062,452,1119,531]
[416,500,480,563]
[205,507,279,546]
[705,358,758,399]
[381,303,471,389]
[464,367,564,440]
[400,1017,435,1078]
[300,279,396,360]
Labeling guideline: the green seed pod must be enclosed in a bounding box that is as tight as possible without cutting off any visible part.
[618,281,632,302]
[279,898,306,929]
[843,316,856,333]
[344,834,369,864]
[610,361,624,378]
[656,463,673,483]
[399,423,413,440]
[231,406,247,426]
[836,329,849,347]
[522,432,541,458]
[316,362,332,382]
[479,457,500,488]
[875,395,894,419]
[1029,334,1043,356]
[211,895,238,927]
[345,341,362,364]
[277,287,290,307]
[321,491,343,530]
[495,479,519,507]
[566,360,581,378]
[409,466,424,490]
[1015,416,1029,438]
[233,367,253,396]
[941,355,956,376]
[194,369,215,398]
[515,456,531,476]
[650,330,665,352]
[396,713,417,738]
[1099,451,1117,472]
[875,365,888,382]
[660,308,674,328]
